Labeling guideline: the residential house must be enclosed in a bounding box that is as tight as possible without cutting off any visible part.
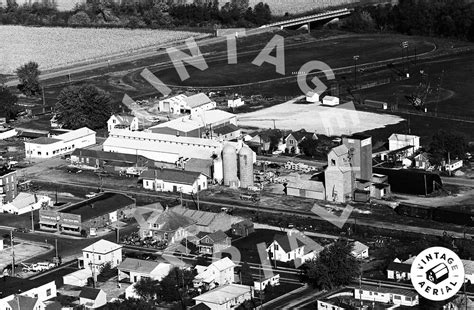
[0,277,57,304]
[193,257,236,289]
[284,129,317,154]
[254,274,279,291]
[82,239,123,274]
[322,95,340,106]
[325,144,354,203]
[228,97,244,108]
[245,132,272,154]
[1,192,51,215]
[118,258,171,283]
[24,127,96,159]
[79,287,106,309]
[354,284,419,307]
[0,167,17,205]
[351,241,369,259]
[192,284,252,310]
[6,295,45,310]
[388,134,420,157]
[107,114,139,132]
[197,230,231,255]
[267,234,305,263]
[0,126,17,140]
[63,268,93,287]
[136,207,195,243]
[306,91,320,103]
[231,219,254,237]
[387,258,412,281]
[445,159,463,172]
[443,295,474,310]
[140,168,208,194]
[414,152,431,169]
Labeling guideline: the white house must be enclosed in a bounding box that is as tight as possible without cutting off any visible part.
[388,134,420,157]
[0,277,57,304]
[354,284,419,307]
[1,192,51,215]
[192,284,253,310]
[63,268,93,287]
[79,287,107,309]
[82,239,123,274]
[118,258,171,283]
[306,91,320,103]
[107,114,139,132]
[24,127,96,159]
[254,274,279,291]
[322,95,340,106]
[140,168,208,194]
[387,258,412,281]
[0,127,17,140]
[158,94,188,114]
[193,257,236,289]
[267,234,306,263]
[228,97,244,108]
[351,241,369,259]
[445,159,463,172]
[316,299,345,310]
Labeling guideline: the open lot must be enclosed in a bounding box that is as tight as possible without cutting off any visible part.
[0,240,52,272]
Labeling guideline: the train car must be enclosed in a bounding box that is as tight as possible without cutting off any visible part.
[432,207,474,227]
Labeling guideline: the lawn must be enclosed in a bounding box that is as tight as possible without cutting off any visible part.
[0,25,207,75]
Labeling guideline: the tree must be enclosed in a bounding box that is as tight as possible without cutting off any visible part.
[428,130,467,165]
[104,298,155,310]
[298,138,318,158]
[304,239,360,290]
[134,277,160,302]
[0,86,19,121]
[239,261,254,286]
[16,61,41,96]
[68,11,91,25]
[158,267,195,302]
[55,84,112,130]
[253,2,271,25]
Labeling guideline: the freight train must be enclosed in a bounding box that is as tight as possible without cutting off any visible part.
[395,203,474,227]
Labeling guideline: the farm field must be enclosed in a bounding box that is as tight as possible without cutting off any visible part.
[0,25,207,75]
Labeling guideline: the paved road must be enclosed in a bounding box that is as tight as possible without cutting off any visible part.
[441,176,474,188]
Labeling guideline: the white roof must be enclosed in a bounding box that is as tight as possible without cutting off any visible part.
[8,192,37,210]
[149,110,236,133]
[82,239,122,254]
[210,257,236,271]
[109,128,221,148]
[54,127,95,142]
[323,95,338,101]
[160,94,187,104]
[388,133,419,141]
[193,284,251,304]
[183,93,213,108]
[352,241,369,254]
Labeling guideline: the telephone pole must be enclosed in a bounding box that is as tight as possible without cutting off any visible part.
[10,230,15,277]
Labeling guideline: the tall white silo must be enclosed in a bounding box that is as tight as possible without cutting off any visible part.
[238,144,254,189]
[222,143,239,187]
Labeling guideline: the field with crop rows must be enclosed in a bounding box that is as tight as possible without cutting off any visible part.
[0,26,208,75]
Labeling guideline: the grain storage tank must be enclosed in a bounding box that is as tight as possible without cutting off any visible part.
[238,144,254,188]
[222,143,239,187]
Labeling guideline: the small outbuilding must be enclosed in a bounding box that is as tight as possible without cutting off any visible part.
[322,95,340,106]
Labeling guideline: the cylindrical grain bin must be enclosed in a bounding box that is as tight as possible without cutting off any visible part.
[238,144,254,189]
[222,143,239,187]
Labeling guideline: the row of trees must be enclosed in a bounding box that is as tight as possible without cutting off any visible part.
[0,0,272,29]
[342,0,474,41]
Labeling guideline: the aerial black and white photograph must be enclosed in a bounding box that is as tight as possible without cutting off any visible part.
[0,0,473,309]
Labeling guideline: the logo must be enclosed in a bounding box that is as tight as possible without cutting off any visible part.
[411,247,465,301]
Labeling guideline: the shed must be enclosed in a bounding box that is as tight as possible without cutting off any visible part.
[322,95,340,106]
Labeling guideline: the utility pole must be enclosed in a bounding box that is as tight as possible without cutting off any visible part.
[259,265,263,309]
[353,55,359,90]
[10,230,15,277]
[116,224,120,243]
[31,206,34,232]
[55,238,58,259]
[42,86,46,107]
[197,190,200,211]
[359,264,363,308]
[180,188,183,207]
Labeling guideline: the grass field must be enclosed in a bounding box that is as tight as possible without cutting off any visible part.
[0,25,206,74]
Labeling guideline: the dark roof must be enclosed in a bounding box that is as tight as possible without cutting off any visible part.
[289,129,314,142]
[189,303,211,310]
[373,167,442,195]
[16,130,48,139]
[151,209,195,231]
[61,192,135,221]
[8,295,38,310]
[199,230,228,244]
[140,168,203,185]
[71,148,152,164]
[45,301,62,310]
[79,287,102,300]
[29,136,61,145]
[273,234,305,252]
[0,276,55,299]
[213,124,240,135]
[343,133,371,140]
[387,145,414,155]
[387,261,411,273]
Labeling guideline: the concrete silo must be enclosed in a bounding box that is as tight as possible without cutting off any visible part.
[238,145,254,189]
[222,143,239,187]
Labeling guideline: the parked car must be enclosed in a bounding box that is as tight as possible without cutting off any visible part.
[14,227,30,233]
[31,262,55,272]
[85,192,99,199]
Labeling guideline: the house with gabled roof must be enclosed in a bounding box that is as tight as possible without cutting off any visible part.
[267,234,306,263]
[0,277,57,305]
[139,168,208,194]
[387,258,412,281]
[193,257,236,289]
[118,258,171,283]
[197,230,231,255]
[284,129,318,154]
[107,114,139,132]
[350,241,369,259]
[82,239,122,274]
[79,287,106,309]
[6,295,45,310]
[192,283,252,310]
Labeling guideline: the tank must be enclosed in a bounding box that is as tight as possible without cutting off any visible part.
[238,144,254,189]
[222,143,239,187]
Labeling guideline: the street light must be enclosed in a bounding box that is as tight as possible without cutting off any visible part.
[353,55,359,90]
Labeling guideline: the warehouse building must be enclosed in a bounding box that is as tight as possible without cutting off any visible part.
[388,133,420,157]
[39,192,135,236]
[0,167,17,205]
[140,168,208,194]
[24,127,96,159]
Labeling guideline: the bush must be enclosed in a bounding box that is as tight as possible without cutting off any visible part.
[68,11,91,26]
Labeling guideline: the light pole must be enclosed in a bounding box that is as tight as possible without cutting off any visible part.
[353,55,359,90]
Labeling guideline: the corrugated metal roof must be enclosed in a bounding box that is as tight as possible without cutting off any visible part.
[140,168,203,185]
[54,127,95,142]
[183,93,213,108]
[29,137,61,145]
[149,110,235,133]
